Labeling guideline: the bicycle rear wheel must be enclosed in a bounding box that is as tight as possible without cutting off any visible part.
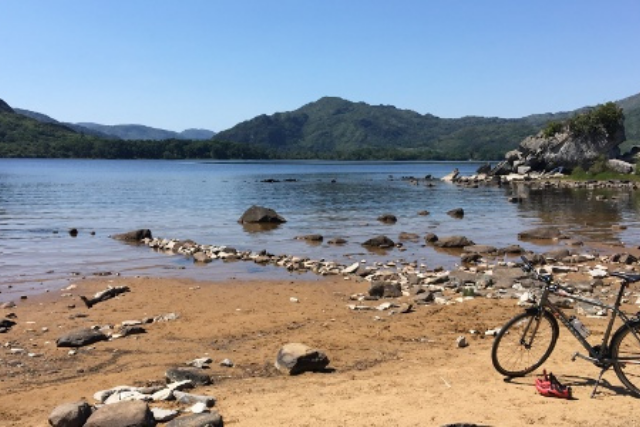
[611,321,640,397]
[491,310,559,377]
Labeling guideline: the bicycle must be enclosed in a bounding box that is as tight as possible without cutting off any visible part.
[491,255,640,397]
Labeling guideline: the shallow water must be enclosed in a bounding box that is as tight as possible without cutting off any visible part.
[1,159,639,301]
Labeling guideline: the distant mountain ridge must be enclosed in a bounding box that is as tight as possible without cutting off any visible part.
[14,108,216,141]
[76,123,216,141]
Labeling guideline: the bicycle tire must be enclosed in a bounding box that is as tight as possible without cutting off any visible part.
[491,310,559,377]
[611,320,640,397]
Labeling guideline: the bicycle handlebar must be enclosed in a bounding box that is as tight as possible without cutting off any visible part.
[520,255,574,293]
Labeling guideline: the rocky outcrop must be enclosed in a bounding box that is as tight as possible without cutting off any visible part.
[56,328,108,348]
[491,107,626,174]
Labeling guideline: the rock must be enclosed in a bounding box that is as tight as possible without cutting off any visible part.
[413,292,435,305]
[460,253,482,264]
[275,343,330,375]
[518,227,566,240]
[433,236,475,248]
[84,400,156,427]
[424,233,438,243]
[492,106,625,173]
[104,390,150,405]
[220,358,234,367]
[173,391,216,407]
[56,328,108,348]
[165,412,223,427]
[151,408,179,423]
[456,336,468,348]
[463,245,497,254]
[377,214,397,223]
[441,168,460,182]
[417,210,430,216]
[295,234,323,242]
[327,237,347,245]
[151,388,174,402]
[368,281,402,298]
[447,208,464,218]
[1,318,16,331]
[48,401,93,427]
[69,228,79,237]
[398,232,419,241]
[112,229,153,242]
[165,367,212,386]
[342,262,360,274]
[362,235,395,248]
[607,159,635,174]
[238,205,286,224]
[189,402,208,414]
[193,252,211,263]
[186,357,212,369]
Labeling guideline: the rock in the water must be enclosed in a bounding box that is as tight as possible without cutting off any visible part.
[463,245,497,254]
[433,236,474,248]
[112,229,153,242]
[48,401,93,427]
[424,233,438,243]
[362,235,395,248]
[327,237,347,245]
[441,168,460,182]
[56,328,108,348]
[238,205,286,224]
[165,367,212,386]
[377,214,397,223]
[518,227,566,240]
[165,412,223,427]
[295,234,323,242]
[84,400,155,427]
[447,208,464,218]
[275,343,330,375]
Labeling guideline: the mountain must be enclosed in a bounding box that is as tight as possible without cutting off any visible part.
[14,109,118,139]
[215,94,640,160]
[76,123,216,141]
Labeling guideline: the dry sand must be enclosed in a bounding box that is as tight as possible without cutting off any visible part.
[2,275,640,427]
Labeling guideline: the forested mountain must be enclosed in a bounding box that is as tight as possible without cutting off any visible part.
[214,97,580,160]
[76,123,216,141]
[1,91,639,160]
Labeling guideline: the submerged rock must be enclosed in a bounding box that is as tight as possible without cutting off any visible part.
[238,205,286,224]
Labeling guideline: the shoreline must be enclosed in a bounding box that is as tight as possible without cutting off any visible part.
[3,246,640,425]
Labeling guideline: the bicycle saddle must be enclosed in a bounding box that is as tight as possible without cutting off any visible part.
[610,272,640,283]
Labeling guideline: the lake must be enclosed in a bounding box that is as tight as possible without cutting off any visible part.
[1,158,639,301]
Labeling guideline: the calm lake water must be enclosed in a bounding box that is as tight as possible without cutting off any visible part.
[1,158,640,301]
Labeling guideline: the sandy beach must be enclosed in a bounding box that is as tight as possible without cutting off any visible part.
[2,269,640,427]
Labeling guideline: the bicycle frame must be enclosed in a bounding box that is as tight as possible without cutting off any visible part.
[536,282,633,363]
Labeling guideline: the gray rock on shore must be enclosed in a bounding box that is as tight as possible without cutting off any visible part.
[84,400,156,427]
[56,328,108,348]
[48,401,93,427]
[165,412,223,427]
[275,343,330,375]
[362,235,395,248]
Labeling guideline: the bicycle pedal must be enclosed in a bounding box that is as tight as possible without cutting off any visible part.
[571,352,579,362]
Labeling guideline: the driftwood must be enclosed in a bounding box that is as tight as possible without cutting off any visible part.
[80,286,130,309]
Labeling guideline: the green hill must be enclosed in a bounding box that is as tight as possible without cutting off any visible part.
[214,97,581,160]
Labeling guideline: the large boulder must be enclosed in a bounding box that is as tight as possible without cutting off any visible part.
[275,343,330,375]
[112,229,152,242]
[84,401,155,427]
[48,401,93,427]
[238,205,286,224]
[56,328,108,348]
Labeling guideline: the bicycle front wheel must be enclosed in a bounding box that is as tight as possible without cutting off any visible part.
[611,321,640,397]
[491,310,559,377]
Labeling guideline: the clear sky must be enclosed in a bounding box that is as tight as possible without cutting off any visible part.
[1,0,639,132]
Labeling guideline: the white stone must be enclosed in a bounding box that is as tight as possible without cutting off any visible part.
[190,402,209,414]
[151,408,179,422]
[342,262,360,274]
[152,388,174,401]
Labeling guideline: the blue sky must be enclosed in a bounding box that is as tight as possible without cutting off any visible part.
[1,0,639,132]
